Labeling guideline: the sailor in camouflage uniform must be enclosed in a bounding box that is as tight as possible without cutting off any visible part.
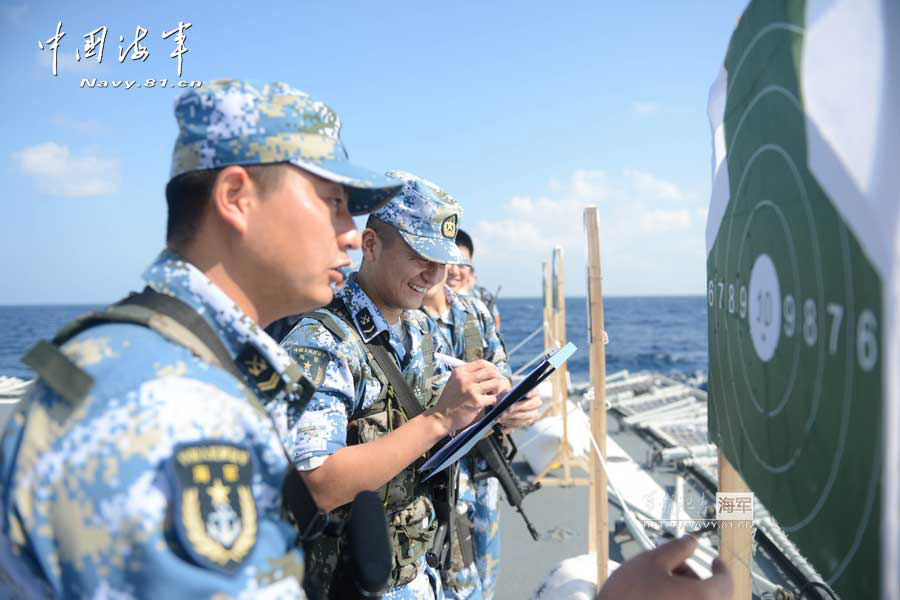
[0,79,401,599]
[446,231,501,332]
[275,172,507,600]
[421,277,541,600]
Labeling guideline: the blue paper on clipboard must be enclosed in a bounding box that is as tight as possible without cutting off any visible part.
[419,342,577,479]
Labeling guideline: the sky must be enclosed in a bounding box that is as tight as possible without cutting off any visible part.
[0,0,747,304]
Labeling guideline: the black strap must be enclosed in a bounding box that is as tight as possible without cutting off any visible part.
[454,514,475,567]
[117,287,243,382]
[22,340,94,404]
[364,332,424,420]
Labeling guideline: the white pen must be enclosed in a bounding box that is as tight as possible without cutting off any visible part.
[434,352,466,368]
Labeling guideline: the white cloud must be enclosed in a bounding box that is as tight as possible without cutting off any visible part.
[468,169,708,296]
[12,142,120,197]
[631,100,661,115]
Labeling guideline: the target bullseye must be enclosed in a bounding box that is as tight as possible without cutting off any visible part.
[747,253,781,362]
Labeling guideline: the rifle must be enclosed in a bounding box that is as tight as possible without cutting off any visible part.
[425,464,459,570]
[487,285,501,314]
[473,429,541,540]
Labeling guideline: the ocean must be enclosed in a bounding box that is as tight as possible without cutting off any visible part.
[0,296,708,382]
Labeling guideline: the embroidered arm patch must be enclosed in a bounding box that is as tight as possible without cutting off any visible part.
[293,346,332,389]
[167,441,257,574]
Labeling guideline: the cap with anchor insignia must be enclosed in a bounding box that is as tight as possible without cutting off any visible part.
[371,170,466,265]
[170,79,401,215]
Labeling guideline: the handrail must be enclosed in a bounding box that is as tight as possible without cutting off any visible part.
[506,324,544,358]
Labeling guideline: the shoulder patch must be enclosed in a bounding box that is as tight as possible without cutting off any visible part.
[355,307,378,337]
[293,346,331,388]
[168,441,257,574]
[237,344,285,399]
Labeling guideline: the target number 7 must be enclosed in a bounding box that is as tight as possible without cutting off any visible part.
[826,303,843,355]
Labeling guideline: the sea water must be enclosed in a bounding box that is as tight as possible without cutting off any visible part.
[0,296,708,383]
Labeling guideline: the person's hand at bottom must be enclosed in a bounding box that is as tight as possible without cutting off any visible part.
[596,535,734,600]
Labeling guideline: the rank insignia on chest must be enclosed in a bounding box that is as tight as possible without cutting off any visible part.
[168,441,257,574]
[356,307,378,337]
[293,346,331,388]
[237,345,285,399]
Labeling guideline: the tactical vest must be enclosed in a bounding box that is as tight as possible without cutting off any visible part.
[19,289,329,546]
[456,295,486,363]
[423,295,484,366]
[300,298,453,597]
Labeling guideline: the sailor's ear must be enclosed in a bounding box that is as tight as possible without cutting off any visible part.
[360,227,380,261]
[211,166,257,235]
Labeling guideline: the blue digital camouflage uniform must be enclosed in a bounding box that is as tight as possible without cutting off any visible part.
[271,172,467,600]
[473,286,501,330]
[0,251,308,599]
[0,79,402,599]
[376,170,466,265]
[422,288,509,600]
[277,273,451,599]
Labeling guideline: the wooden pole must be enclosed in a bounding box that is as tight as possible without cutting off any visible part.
[543,257,562,418]
[543,261,553,354]
[718,452,753,600]
[553,247,571,481]
[534,248,590,487]
[584,207,609,585]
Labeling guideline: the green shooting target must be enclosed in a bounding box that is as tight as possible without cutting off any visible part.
[706,1,897,597]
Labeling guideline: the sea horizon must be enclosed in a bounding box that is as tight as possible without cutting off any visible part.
[0,293,707,308]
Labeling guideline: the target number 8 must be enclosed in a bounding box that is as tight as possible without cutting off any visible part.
[709,254,879,372]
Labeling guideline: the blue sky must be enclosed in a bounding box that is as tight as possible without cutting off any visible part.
[1,0,746,304]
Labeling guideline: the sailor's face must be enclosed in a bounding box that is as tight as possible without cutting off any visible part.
[377,240,447,310]
[446,245,471,292]
[250,167,358,318]
[423,269,449,304]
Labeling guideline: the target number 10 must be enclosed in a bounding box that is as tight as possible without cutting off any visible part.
[708,253,878,371]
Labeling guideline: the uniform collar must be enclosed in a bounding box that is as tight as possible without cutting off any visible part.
[339,273,424,364]
[339,272,394,344]
[142,249,307,399]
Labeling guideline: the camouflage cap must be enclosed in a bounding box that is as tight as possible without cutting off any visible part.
[169,79,400,215]
[373,171,466,265]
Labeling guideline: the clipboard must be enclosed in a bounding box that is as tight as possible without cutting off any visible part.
[419,342,577,479]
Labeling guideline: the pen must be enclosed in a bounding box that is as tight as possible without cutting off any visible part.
[434,352,466,368]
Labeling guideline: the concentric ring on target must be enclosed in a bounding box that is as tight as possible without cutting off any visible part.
[722,141,826,474]
[735,200,801,418]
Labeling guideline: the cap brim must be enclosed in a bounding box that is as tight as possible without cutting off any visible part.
[397,229,467,265]
[288,157,403,216]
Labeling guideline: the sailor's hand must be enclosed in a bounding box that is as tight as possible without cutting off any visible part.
[596,536,733,600]
[497,385,541,431]
[430,360,503,435]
